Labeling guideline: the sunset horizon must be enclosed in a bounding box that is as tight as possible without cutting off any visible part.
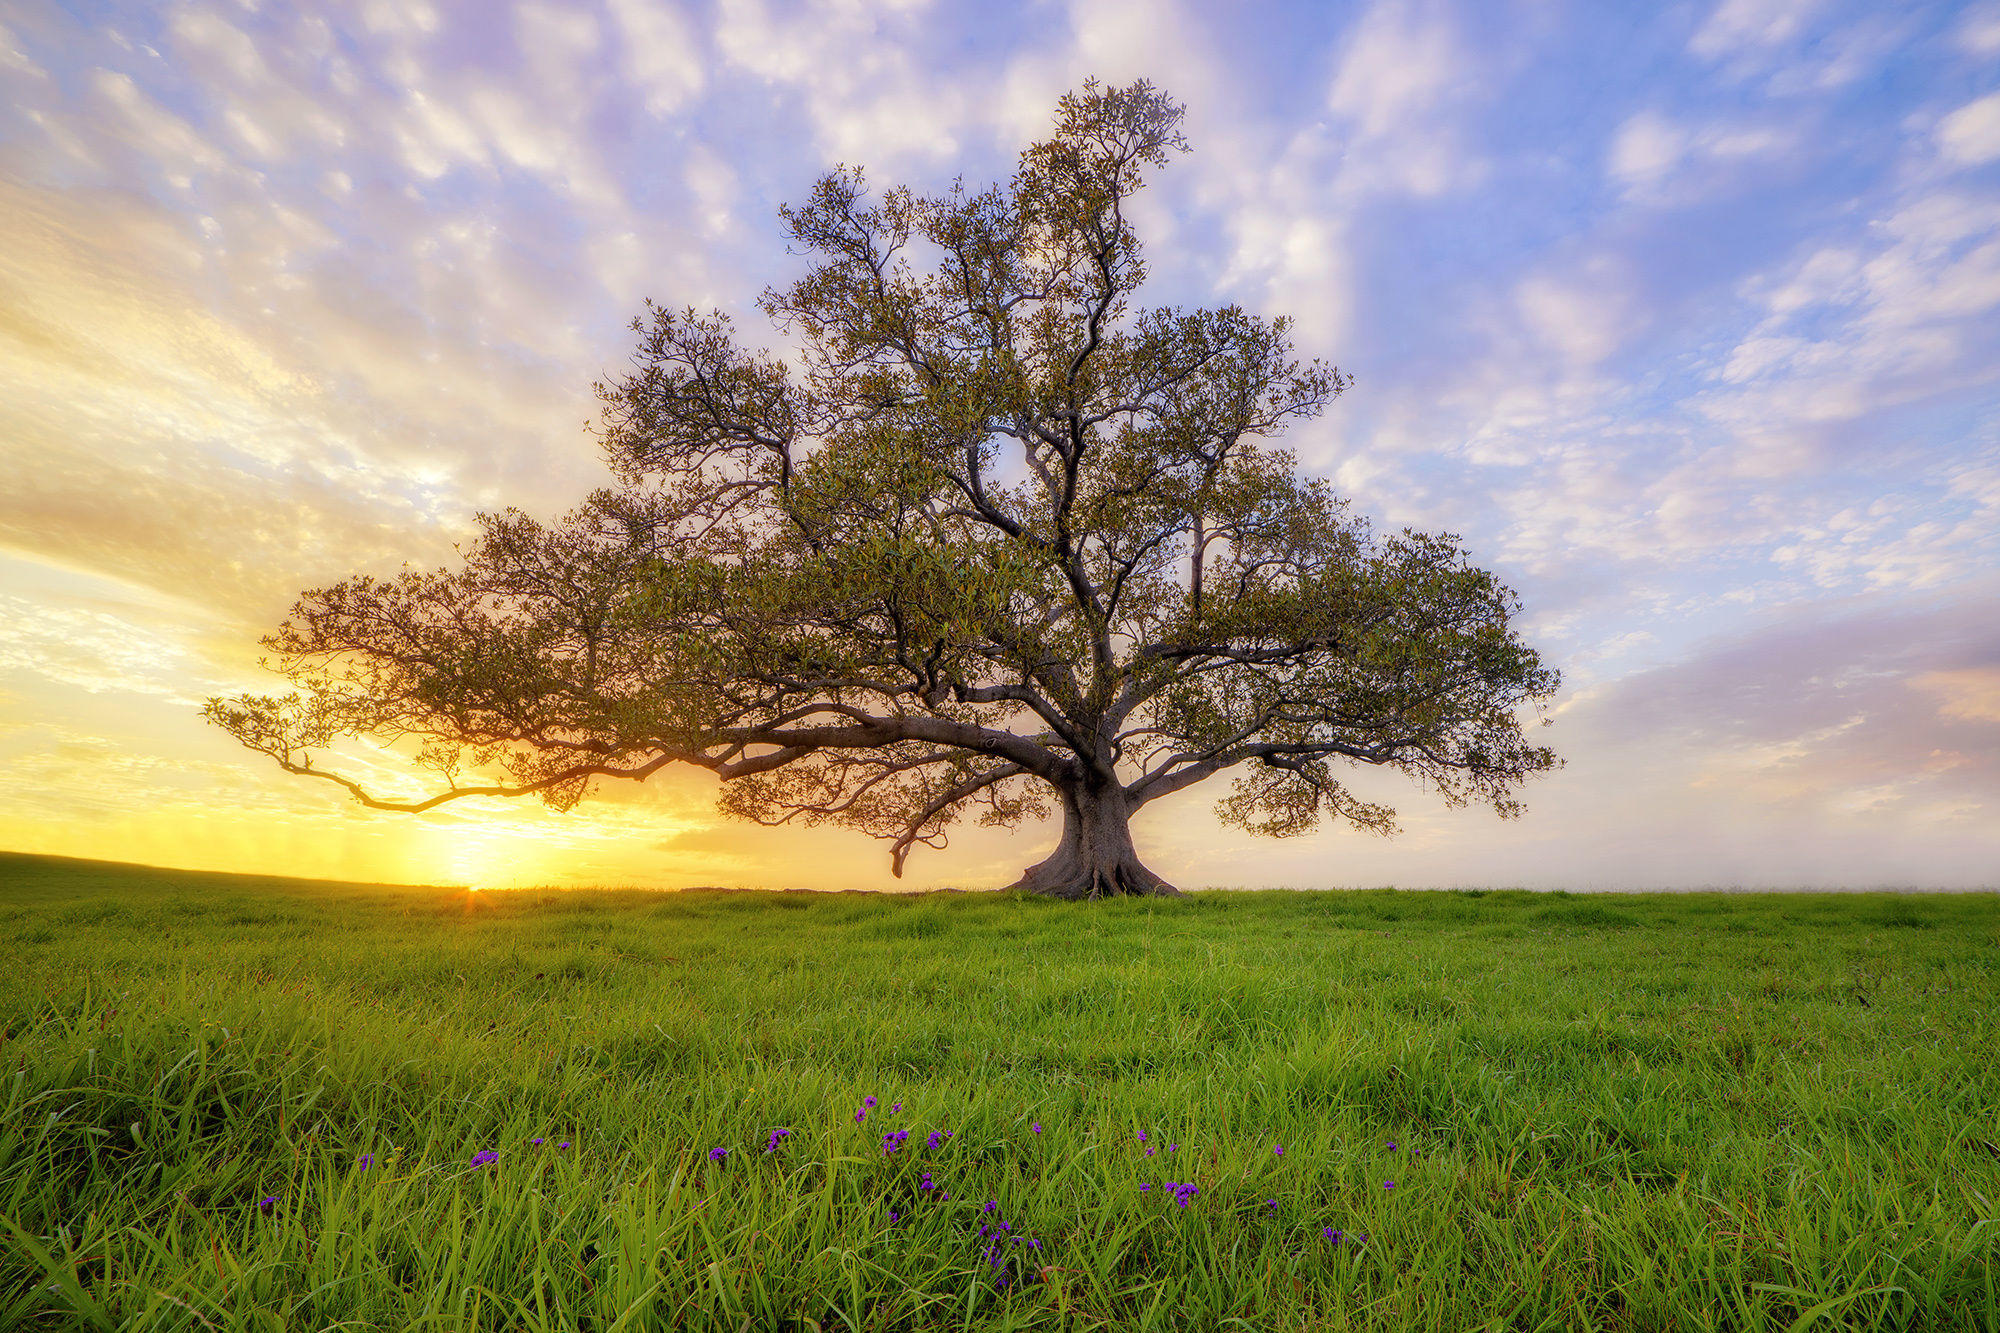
[4,1,1997,892]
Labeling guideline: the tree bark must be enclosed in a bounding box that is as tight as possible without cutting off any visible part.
[1010,781,1183,899]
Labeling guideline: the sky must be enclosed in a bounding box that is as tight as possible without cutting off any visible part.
[1,0,1997,891]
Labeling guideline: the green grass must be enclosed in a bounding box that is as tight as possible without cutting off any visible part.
[1,851,1996,1331]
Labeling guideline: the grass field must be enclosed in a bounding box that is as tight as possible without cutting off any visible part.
[0,851,1995,1331]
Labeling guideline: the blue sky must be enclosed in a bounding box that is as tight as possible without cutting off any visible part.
[1,0,1996,888]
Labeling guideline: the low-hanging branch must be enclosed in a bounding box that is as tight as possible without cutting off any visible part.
[207,79,1561,899]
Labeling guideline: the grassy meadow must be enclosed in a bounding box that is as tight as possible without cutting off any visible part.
[0,851,1996,1331]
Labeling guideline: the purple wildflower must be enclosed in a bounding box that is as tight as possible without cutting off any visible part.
[864,1095,877,1108]
[1266,1198,1278,1211]
[984,1200,998,1213]
[258,1195,278,1212]
[1323,1227,1342,1242]
[891,1102,901,1114]
[470,1150,499,1167]
[708,1147,728,1162]
[1137,1131,1147,1143]
[1167,1143,1178,1153]
[1384,1179,1395,1190]
[1273,1143,1284,1157]
[855,1108,867,1123]
[1032,1123,1042,1134]
[1386,1141,1397,1152]
[558,1141,571,1150]
[1140,1183,1151,1191]
[531,1138,545,1146]
[356,1153,373,1169]
[1028,1239,1040,1250]
[888,1209,900,1224]
[1146,1147,1156,1156]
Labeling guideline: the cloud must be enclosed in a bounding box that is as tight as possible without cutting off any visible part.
[358,0,440,40]
[88,67,228,175]
[1607,108,1799,203]
[1480,586,2000,884]
[1326,0,1465,138]
[1937,92,2000,168]
[0,21,44,78]
[713,0,975,164]
[1957,5,2000,57]
[1696,186,2000,474]
[1911,667,2000,723]
[0,570,218,704]
[1689,0,1824,61]
[1514,255,1638,367]
[606,0,704,115]
[514,1,602,104]
[1576,586,2000,805]
[1323,0,1480,197]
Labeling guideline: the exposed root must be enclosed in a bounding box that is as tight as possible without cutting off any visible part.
[1009,854,1184,900]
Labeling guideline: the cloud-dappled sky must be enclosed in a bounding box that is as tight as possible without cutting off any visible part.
[2,0,1996,889]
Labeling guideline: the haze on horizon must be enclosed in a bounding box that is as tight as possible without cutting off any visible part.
[1,0,1996,891]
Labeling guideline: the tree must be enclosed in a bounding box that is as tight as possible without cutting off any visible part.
[206,80,1560,900]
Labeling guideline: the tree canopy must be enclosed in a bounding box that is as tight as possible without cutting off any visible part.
[206,80,1560,898]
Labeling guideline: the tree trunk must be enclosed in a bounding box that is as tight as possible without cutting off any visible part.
[1010,782,1183,899]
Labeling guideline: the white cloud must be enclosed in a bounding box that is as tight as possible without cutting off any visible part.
[1608,111,1684,190]
[392,88,486,178]
[1323,0,1478,197]
[1689,0,1823,60]
[1515,257,1637,368]
[1957,4,2000,57]
[1764,16,1905,95]
[514,1,601,105]
[1326,0,1464,138]
[714,0,969,163]
[607,0,705,115]
[1696,189,2000,471]
[89,68,226,174]
[1608,108,1798,202]
[168,7,270,87]
[0,21,44,77]
[683,144,738,236]
[359,0,440,39]
[1937,92,2000,168]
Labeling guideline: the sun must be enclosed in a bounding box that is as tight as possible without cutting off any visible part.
[428,821,565,889]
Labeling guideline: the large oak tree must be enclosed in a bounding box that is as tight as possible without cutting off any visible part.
[207,81,1559,899]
